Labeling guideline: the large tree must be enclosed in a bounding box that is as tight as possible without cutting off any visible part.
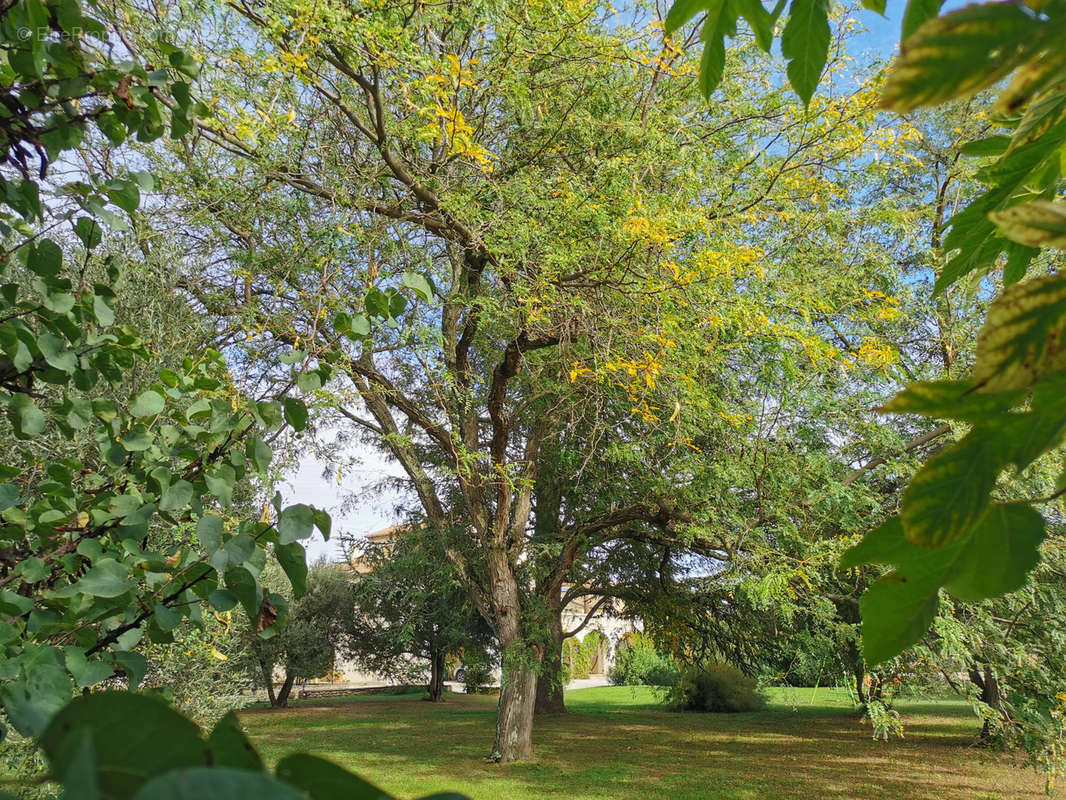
[113,0,919,761]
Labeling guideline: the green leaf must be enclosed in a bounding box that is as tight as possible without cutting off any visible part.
[349,314,371,337]
[133,768,307,800]
[276,753,393,800]
[197,515,224,553]
[38,333,77,372]
[882,4,1041,112]
[276,541,307,597]
[0,660,73,737]
[64,648,115,689]
[72,559,130,598]
[113,652,147,689]
[277,504,314,544]
[130,390,165,418]
[224,566,261,620]
[974,274,1066,392]
[312,508,331,541]
[247,438,272,473]
[859,0,885,14]
[15,556,47,583]
[696,3,729,100]
[41,692,208,799]
[780,0,830,107]
[989,200,1066,250]
[737,0,774,52]
[958,135,1011,158]
[8,394,46,439]
[899,430,1005,547]
[944,504,1045,601]
[205,465,236,508]
[364,288,390,318]
[900,0,944,40]
[206,712,264,771]
[0,483,20,511]
[879,380,1022,423]
[159,480,194,512]
[282,397,308,431]
[208,589,238,612]
[664,0,711,34]
[401,271,435,302]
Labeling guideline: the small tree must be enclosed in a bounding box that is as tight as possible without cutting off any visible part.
[344,524,494,702]
[241,562,353,708]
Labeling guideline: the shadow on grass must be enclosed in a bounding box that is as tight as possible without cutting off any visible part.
[239,688,1049,800]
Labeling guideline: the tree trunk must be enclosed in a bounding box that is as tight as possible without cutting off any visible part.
[492,656,538,763]
[275,673,296,708]
[259,658,277,707]
[854,664,866,706]
[969,664,1005,739]
[427,648,446,702]
[535,608,566,714]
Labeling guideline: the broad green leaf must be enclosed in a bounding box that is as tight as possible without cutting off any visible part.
[276,541,307,597]
[130,390,165,418]
[0,660,73,737]
[0,482,21,510]
[958,135,1011,158]
[133,768,307,800]
[247,438,272,473]
[205,465,236,508]
[8,394,46,439]
[15,556,46,583]
[282,397,308,431]
[312,508,331,541]
[349,314,371,337]
[858,559,946,665]
[38,333,77,372]
[664,0,711,34]
[944,504,1045,601]
[63,648,115,689]
[401,270,435,302]
[277,504,314,544]
[879,380,1022,423]
[276,753,393,800]
[696,2,730,99]
[900,0,944,40]
[899,430,1005,547]
[737,0,774,51]
[860,0,885,14]
[159,479,194,512]
[224,566,261,620]
[41,692,208,799]
[781,0,830,107]
[364,288,390,318]
[197,514,224,552]
[974,274,1066,392]
[206,712,264,771]
[989,200,1066,249]
[882,4,1041,112]
[71,559,130,598]
[112,652,147,689]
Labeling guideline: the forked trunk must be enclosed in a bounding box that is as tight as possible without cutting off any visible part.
[259,658,277,707]
[492,661,538,762]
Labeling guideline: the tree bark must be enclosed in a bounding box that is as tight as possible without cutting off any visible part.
[535,608,566,714]
[427,648,446,702]
[259,658,277,707]
[275,673,296,708]
[492,657,538,763]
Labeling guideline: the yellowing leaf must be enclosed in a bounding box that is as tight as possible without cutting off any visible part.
[975,274,1066,392]
[989,201,1066,249]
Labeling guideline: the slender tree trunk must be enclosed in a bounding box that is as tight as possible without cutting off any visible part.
[275,673,296,708]
[259,658,277,707]
[535,607,566,714]
[427,648,446,702]
[969,664,1006,739]
[854,664,866,706]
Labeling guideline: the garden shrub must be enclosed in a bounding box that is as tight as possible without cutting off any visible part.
[461,652,494,694]
[667,662,765,713]
[608,633,678,687]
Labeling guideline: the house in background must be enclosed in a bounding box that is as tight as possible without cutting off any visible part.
[327,525,640,685]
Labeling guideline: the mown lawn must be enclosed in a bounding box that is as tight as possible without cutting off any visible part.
[239,686,1054,799]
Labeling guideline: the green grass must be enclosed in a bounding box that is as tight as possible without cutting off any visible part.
[239,686,1054,799]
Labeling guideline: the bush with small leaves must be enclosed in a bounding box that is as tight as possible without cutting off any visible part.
[667,662,765,713]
